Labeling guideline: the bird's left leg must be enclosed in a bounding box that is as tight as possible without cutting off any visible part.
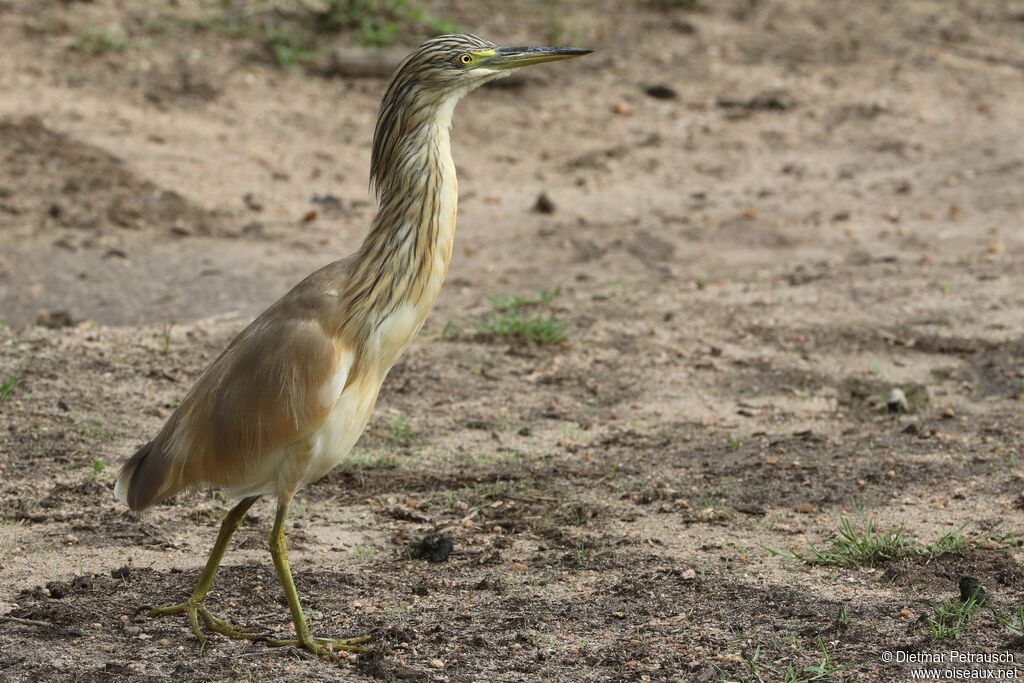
[148,495,265,642]
[261,499,370,659]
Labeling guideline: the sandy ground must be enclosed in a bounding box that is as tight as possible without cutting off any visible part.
[1,1,1023,681]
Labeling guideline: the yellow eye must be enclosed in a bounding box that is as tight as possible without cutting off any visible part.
[458,53,473,65]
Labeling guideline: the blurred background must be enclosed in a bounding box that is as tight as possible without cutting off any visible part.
[1,1,1023,681]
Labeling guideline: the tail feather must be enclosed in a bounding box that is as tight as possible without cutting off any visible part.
[114,440,171,511]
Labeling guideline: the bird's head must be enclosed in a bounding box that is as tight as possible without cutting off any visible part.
[392,33,591,97]
[371,34,591,195]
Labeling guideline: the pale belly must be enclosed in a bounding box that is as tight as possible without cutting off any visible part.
[299,377,382,488]
[297,300,436,490]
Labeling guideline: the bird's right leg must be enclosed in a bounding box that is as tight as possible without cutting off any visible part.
[147,495,264,643]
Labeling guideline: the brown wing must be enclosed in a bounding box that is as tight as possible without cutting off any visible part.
[116,262,353,510]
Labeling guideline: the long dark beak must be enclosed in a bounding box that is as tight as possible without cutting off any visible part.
[487,46,592,70]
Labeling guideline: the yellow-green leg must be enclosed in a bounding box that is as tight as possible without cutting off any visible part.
[148,495,264,643]
[261,499,370,659]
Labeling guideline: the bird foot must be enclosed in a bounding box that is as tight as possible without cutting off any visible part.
[260,634,371,660]
[147,599,265,643]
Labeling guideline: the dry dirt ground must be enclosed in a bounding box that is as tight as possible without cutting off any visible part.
[1,1,1024,681]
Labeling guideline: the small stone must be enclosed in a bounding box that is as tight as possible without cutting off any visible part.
[64,534,79,545]
[942,406,956,419]
[409,535,453,563]
[611,99,634,117]
[644,84,677,100]
[988,240,1004,254]
[681,568,697,581]
[532,192,556,214]
[886,388,909,413]
[242,192,264,212]
[125,625,142,636]
[898,608,915,620]
[429,658,445,669]
[37,310,75,329]
[796,503,814,514]
[959,576,988,605]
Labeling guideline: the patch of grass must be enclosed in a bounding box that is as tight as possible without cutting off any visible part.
[834,603,850,630]
[91,459,106,482]
[336,450,397,470]
[743,638,842,683]
[441,320,463,340]
[263,21,320,69]
[457,287,567,345]
[354,541,380,558]
[571,536,608,568]
[994,603,1024,638]
[540,0,576,46]
[918,524,967,560]
[81,415,115,442]
[0,363,23,404]
[367,416,417,449]
[772,519,972,568]
[315,0,458,46]
[200,0,458,69]
[386,416,414,446]
[771,518,913,567]
[159,323,173,355]
[651,0,701,9]
[927,590,983,640]
[76,23,130,54]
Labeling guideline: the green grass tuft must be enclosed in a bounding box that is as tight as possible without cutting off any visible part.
[0,364,23,405]
[744,637,842,683]
[770,519,969,568]
[461,288,568,346]
[918,524,968,560]
[200,0,459,69]
[76,24,130,54]
[783,518,912,567]
[927,589,983,640]
[994,602,1024,638]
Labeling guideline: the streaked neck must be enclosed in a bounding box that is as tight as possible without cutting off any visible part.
[343,92,462,331]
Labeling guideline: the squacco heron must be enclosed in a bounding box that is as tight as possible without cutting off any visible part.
[115,34,590,659]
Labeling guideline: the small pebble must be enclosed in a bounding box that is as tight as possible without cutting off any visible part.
[681,568,697,581]
[611,99,634,116]
[430,658,445,669]
[886,388,909,413]
[532,192,556,214]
